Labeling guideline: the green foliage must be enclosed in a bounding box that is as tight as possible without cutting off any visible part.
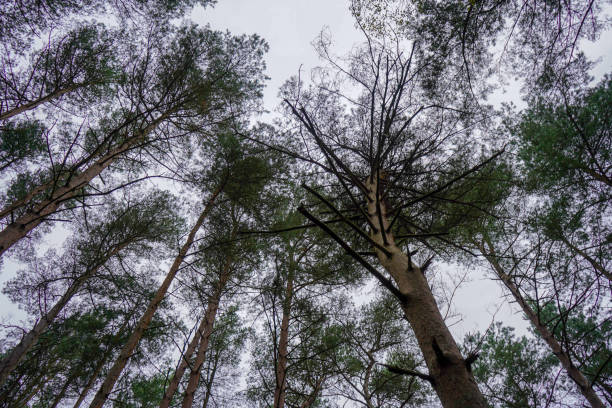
[113,373,168,408]
[0,308,126,404]
[332,295,430,407]
[214,132,274,206]
[464,323,567,407]
[518,75,612,192]
[0,0,217,49]
[75,190,184,258]
[0,120,45,171]
[536,302,612,390]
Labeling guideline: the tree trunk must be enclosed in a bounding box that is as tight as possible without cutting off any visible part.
[362,354,374,408]
[365,177,486,408]
[72,343,114,408]
[9,381,44,408]
[0,242,129,387]
[299,377,324,408]
[478,239,606,408]
[87,185,222,408]
[0,110,171,257]
[159,316,210,408]
[200,356,218,408]
[180,249,234,408]
[49,373,75,408]
[273,265,294,408]
[0,84,79,121]
[72,317,131,408]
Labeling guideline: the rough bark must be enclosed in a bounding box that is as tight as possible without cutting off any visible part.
[273,264,294,408]
[479,239,606,408]
[365,177,487,408]
[87,185,222,408]
[0,111,171,257]
[0,242,129,387]
[180,249,234,408]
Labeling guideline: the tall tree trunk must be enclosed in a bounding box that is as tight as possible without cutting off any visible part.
[72,344,115,408]
[87,185,222,408]
[299,377,324,408]
[365,177,486,408]
[72,317,131,408]
[362,354,374,408]
[180,249,234,408]
[0,84,79,121]
[478,239,606,408]
[273,265,294,408]
[9,381,44,408]
[49,373,76,408]
[159,316,210,408]
[0,242,129,387]
[0,110,171,257]
[200,356,219,408]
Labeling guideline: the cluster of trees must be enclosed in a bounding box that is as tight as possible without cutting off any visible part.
[0,0,609,407]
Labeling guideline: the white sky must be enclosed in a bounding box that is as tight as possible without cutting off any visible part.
[194,0,612,340]
[0,0,611,388]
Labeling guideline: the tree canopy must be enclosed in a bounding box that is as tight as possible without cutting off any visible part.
[0,1,610,408]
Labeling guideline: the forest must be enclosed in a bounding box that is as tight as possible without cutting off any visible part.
[0,0,610,407]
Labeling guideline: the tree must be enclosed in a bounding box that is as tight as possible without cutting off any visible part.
[0,23,118,121]
[245,196,360,408]
[0,23,267,257]
[517,74,611,282]
[0,270,182,407]
[89,132,274,408]
[464,323,573,407]
[330,295,431,407]
[264,30,508,407]
[0,189,181,387]
[197,307,250,408]
[349,0,607,97]
[0,0,216,48]
[0,119,46,173]
[466,73,611,408]
[472,219,610,408]
[158,134,277,408]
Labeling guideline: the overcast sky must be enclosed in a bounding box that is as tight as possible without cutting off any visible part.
[1,0,611,347]
[192,0,612,339]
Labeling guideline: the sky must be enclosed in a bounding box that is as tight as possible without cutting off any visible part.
[1,0,611,371]
[192,0,612,340]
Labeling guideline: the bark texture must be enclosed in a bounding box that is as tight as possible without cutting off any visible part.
[87,186,221,408]
[479,240,605,408]
[365,177,486,408]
